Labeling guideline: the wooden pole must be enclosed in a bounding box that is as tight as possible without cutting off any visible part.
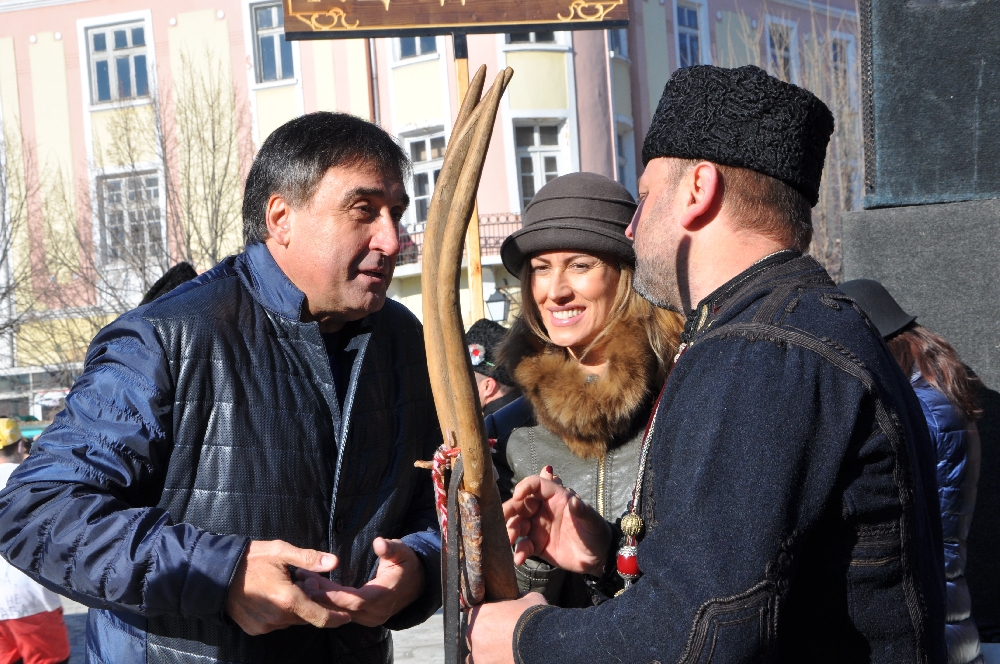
[453,33,485,324]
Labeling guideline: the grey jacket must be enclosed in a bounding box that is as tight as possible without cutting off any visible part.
[487,397,646,605]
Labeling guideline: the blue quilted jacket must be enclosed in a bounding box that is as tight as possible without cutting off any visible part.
[912,375,984,664]
[0,242,442,663]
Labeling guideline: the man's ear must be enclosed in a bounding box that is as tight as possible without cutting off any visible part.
[678,162,721,231]
[482,376,499,399]
[265,194,293,246]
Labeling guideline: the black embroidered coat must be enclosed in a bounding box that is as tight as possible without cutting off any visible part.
[513,254,947,664]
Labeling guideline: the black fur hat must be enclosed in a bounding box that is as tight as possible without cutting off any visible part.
[642,65,835,206]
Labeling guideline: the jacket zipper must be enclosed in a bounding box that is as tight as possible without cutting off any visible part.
[597,455,606,518]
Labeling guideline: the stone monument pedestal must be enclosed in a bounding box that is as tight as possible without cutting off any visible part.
[842,198,1000,640]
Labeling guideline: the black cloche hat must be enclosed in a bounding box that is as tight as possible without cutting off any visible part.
[642,65,835,206]
[500,172,637,276]
[839,279,917,339]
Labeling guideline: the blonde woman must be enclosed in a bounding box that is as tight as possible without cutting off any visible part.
[486,172,683,607]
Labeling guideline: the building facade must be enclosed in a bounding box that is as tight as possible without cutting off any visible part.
[0,0,858,419]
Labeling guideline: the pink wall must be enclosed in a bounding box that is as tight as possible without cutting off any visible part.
[573,30,615,180]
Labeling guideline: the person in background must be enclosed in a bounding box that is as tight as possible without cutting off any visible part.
[0,418,71,664]
[139,262,198,306]
[841,278,984,664]
[466,318,521,416]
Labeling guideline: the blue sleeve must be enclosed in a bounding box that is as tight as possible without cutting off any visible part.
[913,383,969,576]
[0,315,249,622]
[384,424,443,630]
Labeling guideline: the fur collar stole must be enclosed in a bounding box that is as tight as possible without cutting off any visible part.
[505,315,659,459]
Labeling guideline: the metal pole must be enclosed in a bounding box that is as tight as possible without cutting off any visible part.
[453,32,485,324]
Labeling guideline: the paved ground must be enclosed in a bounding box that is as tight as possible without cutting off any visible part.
[63,599,444,663]
[65,597,1000,664]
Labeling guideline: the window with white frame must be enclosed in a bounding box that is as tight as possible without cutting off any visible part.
[506,32,556,44]
[398,36,437,60]
[676,5,701,69]
[406,132,446,227]
[98,172,163,264]
[831,36,854,93]
[608,28,628,58]
[768,21,796,82]
[87,23,149,104]
[514,124,563,211]
[252,3,295,83]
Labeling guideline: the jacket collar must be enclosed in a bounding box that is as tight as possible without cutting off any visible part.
[238,242,308,321]
[681,249,803,345]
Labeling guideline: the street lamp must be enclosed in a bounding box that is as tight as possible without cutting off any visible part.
[485,288,510,323]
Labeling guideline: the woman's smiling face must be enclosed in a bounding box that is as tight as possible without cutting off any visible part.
[529,250,620,354]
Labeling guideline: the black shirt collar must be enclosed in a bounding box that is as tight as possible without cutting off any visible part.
[681,249,801,344]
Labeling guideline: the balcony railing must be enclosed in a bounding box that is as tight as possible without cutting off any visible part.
[398,213,522,267]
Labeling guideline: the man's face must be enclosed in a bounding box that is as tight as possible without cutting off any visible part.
[627,158,685,313]
[270,163,408,330]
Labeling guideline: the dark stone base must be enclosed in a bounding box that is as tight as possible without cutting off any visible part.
[842,198,1000,640]
[842,199,1000,388]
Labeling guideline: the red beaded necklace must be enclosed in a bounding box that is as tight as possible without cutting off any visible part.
[615,342,687,592]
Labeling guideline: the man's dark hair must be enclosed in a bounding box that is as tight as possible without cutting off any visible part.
[669,159,813,252]
[242,112,411,245]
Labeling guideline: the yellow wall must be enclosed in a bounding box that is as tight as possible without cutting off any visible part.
[90,104,157,168]
[0,37,33,313]
[389,270,477,326]
[389,274,423,321]
[717,11,762,68]
[30,32,77,283]
[506,51,568,110]
[346,39,371,119]
[255,85,298,143]
[643,0,672,118]
[17,315,112,366]
[391,59,442,128]
[168,9,232,75]
[312,41,338,112]
[611,58,632,118]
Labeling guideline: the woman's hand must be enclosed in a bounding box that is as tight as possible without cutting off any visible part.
[503,469,611,576]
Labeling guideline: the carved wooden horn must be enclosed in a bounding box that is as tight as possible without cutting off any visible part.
[422,66,519,602]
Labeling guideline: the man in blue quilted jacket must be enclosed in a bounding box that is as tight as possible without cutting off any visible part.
[0,113,441,663]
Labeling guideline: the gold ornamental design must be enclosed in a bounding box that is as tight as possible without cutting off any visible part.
[557,0,624,21]
[292,7,360,30]
[283,0,629,34]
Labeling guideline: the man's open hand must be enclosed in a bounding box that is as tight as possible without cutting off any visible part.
[504,469,612,576]
[226,540,351,636]
[296,537,425,627]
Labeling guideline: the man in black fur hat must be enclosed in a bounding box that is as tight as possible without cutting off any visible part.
[469,65,946,663]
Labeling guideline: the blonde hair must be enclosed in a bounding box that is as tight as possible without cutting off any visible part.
[508,257,683,379]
